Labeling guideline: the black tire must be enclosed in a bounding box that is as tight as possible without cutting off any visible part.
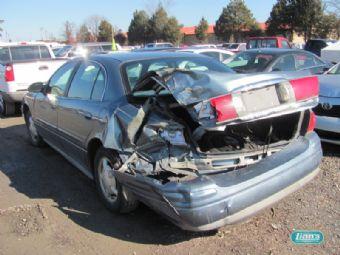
[24,110,45,147]
[94,147,139,213]
[2,100,15,116]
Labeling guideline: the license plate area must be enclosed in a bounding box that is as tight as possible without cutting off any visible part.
[240,86,280,113]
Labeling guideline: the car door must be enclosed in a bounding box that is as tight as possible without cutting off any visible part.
[57,61,106,165]
[34,61,78,148]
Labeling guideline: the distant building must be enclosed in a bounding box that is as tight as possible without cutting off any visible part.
[181,22,267,45]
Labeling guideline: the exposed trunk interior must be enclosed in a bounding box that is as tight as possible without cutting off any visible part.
[169,103,301,154]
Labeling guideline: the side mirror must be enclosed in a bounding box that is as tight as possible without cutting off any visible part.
[28,82,45,93]
[68,52,75,58]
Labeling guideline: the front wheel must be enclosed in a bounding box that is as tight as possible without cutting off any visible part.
[94,148,139,213]
[24,110,44,147]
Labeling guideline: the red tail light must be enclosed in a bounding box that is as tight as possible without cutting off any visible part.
[210,94,238,122]
[5,64,15,82]
[290,76,319,101]
[307,111,316,133]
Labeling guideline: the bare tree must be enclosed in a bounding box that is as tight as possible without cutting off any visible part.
[62,21,76,43]
[85,15,105,42]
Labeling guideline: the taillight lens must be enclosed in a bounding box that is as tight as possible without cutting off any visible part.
[5,64,15,82]
[290,76,319,101]
[210,94,238,122]
[307,111,316,133]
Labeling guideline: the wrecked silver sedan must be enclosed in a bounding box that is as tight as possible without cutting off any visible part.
[22,52,322,231]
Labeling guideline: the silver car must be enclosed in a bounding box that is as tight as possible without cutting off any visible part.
[314,62,340,145]
[22,52,322,231]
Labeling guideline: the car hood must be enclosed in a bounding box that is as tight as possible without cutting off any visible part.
[318,75,340,98]
[133,69,307,106]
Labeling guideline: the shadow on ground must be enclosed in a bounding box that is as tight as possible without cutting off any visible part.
[0,123,215,245]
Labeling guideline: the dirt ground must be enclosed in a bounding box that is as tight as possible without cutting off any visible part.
[0,117,339,255]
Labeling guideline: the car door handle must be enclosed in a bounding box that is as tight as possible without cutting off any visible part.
[38,65,49,70]
[83,113,92,120]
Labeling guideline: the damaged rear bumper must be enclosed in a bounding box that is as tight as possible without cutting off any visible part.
[115,132,322,231]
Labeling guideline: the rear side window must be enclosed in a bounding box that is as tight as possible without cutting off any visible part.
[295,53,321,70]
[91,70,106,100]
[67,62,102,100]
[272,54,296,71]
[10,46,40,61]
[0,47,10,62]
[40,46,51,59]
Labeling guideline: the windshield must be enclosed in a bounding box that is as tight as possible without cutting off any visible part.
[123,56,233,92]
[55,46,72,57]
[327,63,340,75]
[224,52,275,73]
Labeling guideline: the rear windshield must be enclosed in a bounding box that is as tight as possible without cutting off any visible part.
[123,56,233,92]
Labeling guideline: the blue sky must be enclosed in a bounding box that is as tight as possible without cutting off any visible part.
[1,0,276,41]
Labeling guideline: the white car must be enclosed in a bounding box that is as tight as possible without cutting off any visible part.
[178,48,234,62]
[314,62,340,145]
[0,42,67,115]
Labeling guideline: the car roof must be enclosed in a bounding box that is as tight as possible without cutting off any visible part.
[243,48,305,55]
[90,51,203,62]
[179,48,234,54]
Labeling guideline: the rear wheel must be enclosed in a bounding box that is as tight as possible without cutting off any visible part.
[94,148,139,213]
[24,110,44,147]
[2,100,15,116]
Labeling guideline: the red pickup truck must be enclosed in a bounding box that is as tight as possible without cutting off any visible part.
[246,36,292,49]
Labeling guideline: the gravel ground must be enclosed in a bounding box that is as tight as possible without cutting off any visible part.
[0,117,339,255]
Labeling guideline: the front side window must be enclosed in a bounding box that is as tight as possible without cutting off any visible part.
[40,46,51,59]
[49,61,78,96]
[67,62,101,99]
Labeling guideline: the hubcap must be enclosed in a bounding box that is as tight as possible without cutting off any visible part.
[98,157,118,202]
[28,116,39,142]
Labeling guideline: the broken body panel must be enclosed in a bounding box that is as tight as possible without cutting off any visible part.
[24,54,322,231]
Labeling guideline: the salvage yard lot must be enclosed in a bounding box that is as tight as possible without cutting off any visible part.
[0,117,339,255]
